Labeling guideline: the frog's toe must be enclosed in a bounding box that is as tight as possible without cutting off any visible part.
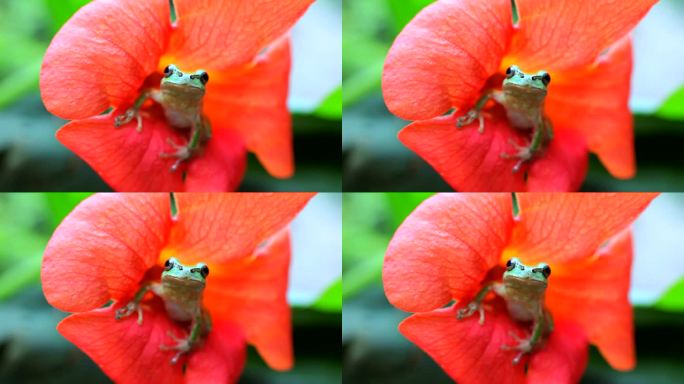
[161,332,193,364]
[160,139,193,172]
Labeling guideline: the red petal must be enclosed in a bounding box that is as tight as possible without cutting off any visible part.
[40,0,170,119]
[545,230,635,370]
[169,193,313,263]
[399,305,527,384]
[511,193,657,264]
[204,229,293,371]
[398,112,586,191]
[185,321,247,384]
[546,38,635,179]
[57,112,188,192]
[384,194,513,312]
[526,129,587,191]
[509,0,657,71]
[204,38,293,178]
[42,194,171,312]
[184,129,247,192]
[527,320,588,383]
[57,306,184,384]
[382,0,512,120]
[169,0,313,70]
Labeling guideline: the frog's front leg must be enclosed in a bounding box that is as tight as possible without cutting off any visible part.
[501,116,550,173]
[114,282,162,325]
[160,116,210,172]
[160,311,205,364]
[114,90,161,132]
[456,90,502,133]
[501,312,547,365]
[456,282,503,325]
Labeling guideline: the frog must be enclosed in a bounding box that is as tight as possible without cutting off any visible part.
[115,257,211,364]
[456,65,553,173]
[114,64,212,172]
[456,257,553,365]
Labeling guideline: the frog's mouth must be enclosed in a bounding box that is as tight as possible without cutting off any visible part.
[161,82,206,97]
[161,275,206,289]
[503,275,548,289]
[502,82,548,96]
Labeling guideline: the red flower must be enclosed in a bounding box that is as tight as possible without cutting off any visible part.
[40,0,314,191]
[383,193,657,383]
[382,0,657,191]
[42,193,314,383]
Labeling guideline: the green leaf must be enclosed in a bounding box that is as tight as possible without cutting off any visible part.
[44,0,92,32]
[0,57,43,109]
[312,278,342,312]
[657,85,684,120]
[385,193,432,228]
[386,0,433,32]
[655,277,684,312]
[44,193,92,229]
[342,59,384,107]
[0,255,42,301]
[315,86,342,119]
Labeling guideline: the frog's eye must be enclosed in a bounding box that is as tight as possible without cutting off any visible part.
[505,66,514,78]
[505,259,516,271]
[200,265,210,278]
[199,72,209,85]
[164,259,174,271]
[541,265,551,278]
[541,72,551,86]
[163,65,173,78]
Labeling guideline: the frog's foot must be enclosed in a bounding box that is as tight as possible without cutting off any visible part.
[160,331,193,364]
[455,110,485,134]
[114,301,144,325]
[456,302,490,325]
[501,139,534,173]
[501,331,534,365]
[114,108,143,132]
[160,138,193,172]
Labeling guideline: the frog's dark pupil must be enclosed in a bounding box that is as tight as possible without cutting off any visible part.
[201,265,210,278]
[542,73,551,85]
[163,66,172,77]
[505,259,515,271]
[543,265,551,277]
[164,259,173,271]
[200,72,209,84]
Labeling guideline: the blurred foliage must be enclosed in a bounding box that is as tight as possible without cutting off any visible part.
[343,193,684,383]
[0,0,341,191]
[343,0,684,191]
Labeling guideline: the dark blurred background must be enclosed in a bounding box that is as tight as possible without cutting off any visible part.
[0,0,341,192]
[342,193,684,383]
[0,193,342,383]
[342,0,684,191]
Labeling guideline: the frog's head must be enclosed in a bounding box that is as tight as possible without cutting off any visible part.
[161,64,209,96]
[503,257,551,287]
[502,65,550,94]
[161,257,209,288]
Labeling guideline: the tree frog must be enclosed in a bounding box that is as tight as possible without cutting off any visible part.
[115,257,211,364]
[456,258,553,365]
[456,65,553,173]
[114,64,212,172]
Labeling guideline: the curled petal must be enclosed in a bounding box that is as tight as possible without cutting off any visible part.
[546,38,635,179]
[169,0,313,70]
[184,129,247,192]
[511,193,657,264]
[510,0,657,71]
[57,306,185,384]
[399,305,527,384]
[383,0,512,120]
[169,193,313,263]
[42,194,171,312]
[185,321,247,384]
[546,230,635,370]
[204,229,293,370]
[527,320,588,384]
[56,112,188,192]
[384,193,513,312]
[204,38,293,178]
[41,0,170,119]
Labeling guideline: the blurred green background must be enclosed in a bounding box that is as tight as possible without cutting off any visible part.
[0,193,342,383]
[0,0,341,191]
[342,0,684,191]
[342,193,684,383]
